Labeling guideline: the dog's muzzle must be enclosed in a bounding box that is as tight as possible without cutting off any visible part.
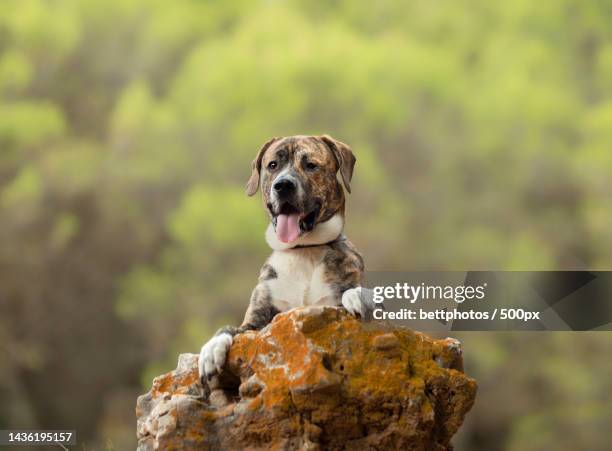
[273,176,296,200]
[268,177,321,244]
[270,202,321,244]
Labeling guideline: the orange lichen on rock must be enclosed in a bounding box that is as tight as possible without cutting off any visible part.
[136,306,477,450]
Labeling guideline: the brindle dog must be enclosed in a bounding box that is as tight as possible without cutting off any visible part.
[199,135,372,382]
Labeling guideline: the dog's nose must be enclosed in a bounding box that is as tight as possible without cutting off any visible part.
[273,178,296,196]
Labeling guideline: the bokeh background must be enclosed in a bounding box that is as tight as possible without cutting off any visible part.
[1,0,612,449]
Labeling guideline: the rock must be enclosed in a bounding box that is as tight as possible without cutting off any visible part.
[136,306,477,450]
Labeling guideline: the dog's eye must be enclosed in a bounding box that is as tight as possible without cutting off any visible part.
[306,162,318,170]
[268,161,278,170]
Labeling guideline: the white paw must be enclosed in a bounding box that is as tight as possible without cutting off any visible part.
[198,333,233,382]
[342,287,367,317]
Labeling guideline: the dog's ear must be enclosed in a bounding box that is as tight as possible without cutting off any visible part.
[246,137,280,196]
[320,135,356,194]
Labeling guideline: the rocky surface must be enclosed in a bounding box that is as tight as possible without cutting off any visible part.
[136,306,477,450]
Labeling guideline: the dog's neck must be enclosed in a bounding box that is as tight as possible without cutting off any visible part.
[265,213,344,251]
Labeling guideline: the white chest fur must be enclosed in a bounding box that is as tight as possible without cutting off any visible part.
[266,248,337,311]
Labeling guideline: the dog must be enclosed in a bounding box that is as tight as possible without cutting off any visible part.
[198,135,373,383]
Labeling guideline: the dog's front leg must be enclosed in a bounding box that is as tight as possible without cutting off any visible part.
[199,286,278,384]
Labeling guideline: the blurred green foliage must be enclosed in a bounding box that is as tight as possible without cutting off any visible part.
[1,0,611,449]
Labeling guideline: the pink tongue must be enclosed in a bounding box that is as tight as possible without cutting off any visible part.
[276,214,300,243]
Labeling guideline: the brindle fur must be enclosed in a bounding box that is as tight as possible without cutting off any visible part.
[202,135,366,383]
[247,135,354,223]
[324,236,365,299]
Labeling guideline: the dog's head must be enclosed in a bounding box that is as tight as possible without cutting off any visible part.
[246,135,356,245]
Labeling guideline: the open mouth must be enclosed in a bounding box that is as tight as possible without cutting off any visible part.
[271,202,321,244]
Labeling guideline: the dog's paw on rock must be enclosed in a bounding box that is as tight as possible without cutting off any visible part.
[198,333,233,382]
[136,306,477,451]
[343,286,375,318]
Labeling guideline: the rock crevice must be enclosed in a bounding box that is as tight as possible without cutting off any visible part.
[136,306,477,450]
